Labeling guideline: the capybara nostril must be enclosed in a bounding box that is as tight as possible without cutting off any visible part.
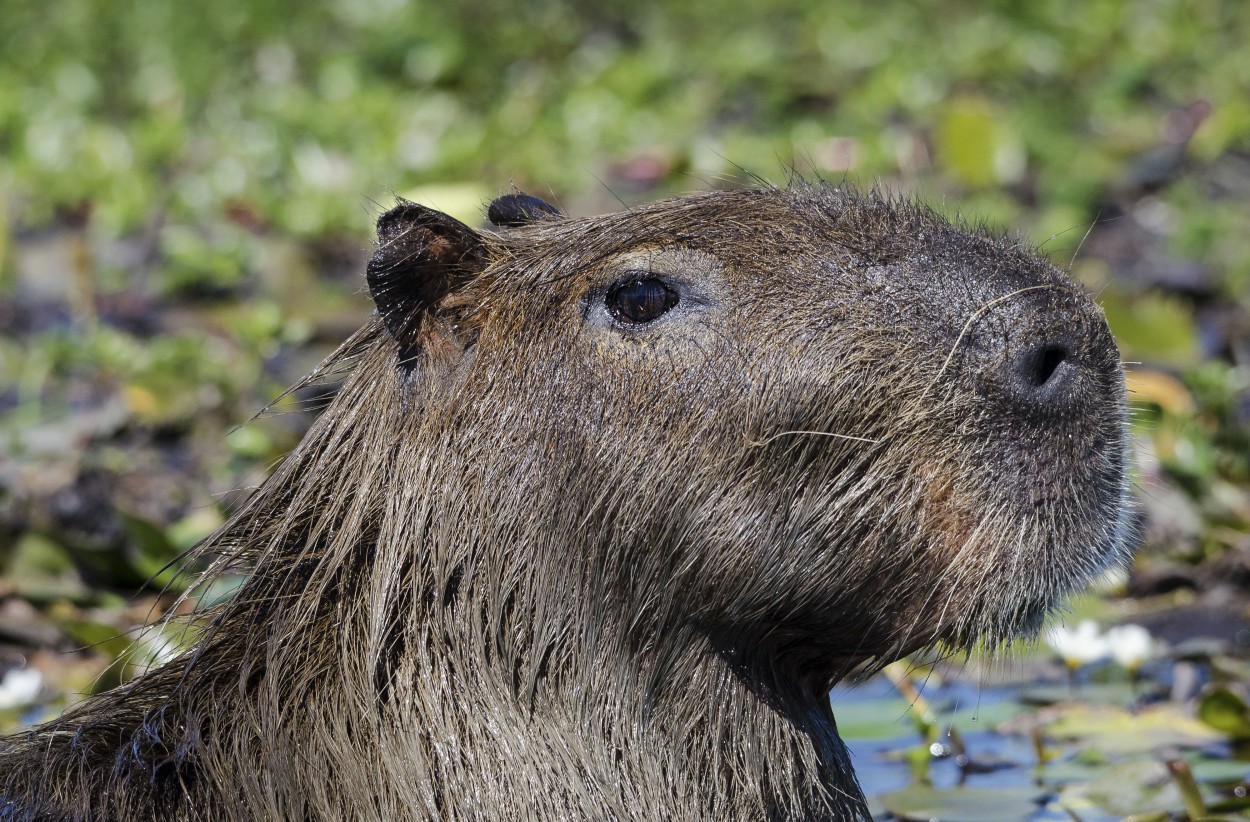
[1012,339,1076,401]
[1031,344,1069,387]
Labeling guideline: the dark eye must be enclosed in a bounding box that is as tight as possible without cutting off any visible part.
[606,277,679,325]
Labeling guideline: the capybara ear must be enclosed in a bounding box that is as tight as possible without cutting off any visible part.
[487,193,563,227]
[366,199,489,347]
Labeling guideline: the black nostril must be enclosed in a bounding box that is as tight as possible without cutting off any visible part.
[1008,340,1077,405]
[1031,345,1068,388]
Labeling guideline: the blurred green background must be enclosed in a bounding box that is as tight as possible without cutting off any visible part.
[2,0,1250,818]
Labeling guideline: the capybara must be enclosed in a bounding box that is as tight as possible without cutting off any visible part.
[0,184,1131,820]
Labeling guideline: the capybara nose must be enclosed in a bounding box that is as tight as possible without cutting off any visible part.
[975,291,1116,418]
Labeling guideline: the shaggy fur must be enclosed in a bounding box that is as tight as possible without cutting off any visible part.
[0,184,1131,820]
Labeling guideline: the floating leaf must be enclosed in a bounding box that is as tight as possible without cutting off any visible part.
[1019,681,1137,707]
[1057,758,1207,818]
[880,784,1045,822]
[1188,757,1250,785]
[831,697,925,741]
[1038,758,1104,788]
[1199,687,1250,740]
[1044,703,1224,754]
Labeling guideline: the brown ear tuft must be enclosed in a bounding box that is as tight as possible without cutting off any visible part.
[366,199,488,347]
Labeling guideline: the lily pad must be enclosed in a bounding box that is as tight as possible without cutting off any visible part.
[1188,757,1250,785]
[1043,703,1225,755]
[1019,682,1137,707]
[1198,687,1250,740]
[833,697,926,740]
[879,784,1046,822]
[1037,757,1105,788]
[1057,759,1183,817]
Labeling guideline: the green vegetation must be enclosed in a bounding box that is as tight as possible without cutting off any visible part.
[4,0,1249,242]
[2,0,1250,818]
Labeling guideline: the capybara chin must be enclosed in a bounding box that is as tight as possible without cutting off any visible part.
[0,184,1130,821]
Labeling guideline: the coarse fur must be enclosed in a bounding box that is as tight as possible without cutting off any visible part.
[0,183,1131,820]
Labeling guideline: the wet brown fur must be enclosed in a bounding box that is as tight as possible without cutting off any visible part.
[0,184,1131,820]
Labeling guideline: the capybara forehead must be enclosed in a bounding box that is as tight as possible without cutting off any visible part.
[476,185,1073,333]
[487,186,1047,284]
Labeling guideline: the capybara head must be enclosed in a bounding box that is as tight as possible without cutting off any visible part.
[0,183,1130,821]
[367,183,1129,677]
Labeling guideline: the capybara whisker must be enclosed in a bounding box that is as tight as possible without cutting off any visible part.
[752,430,882,446]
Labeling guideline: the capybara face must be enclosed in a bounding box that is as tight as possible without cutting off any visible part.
[374,184,1129,688]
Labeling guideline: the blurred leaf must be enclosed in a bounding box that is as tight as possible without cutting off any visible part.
[935,97,1023,189]
[121,384,160,420]
[880,784,1045,822]
[1044,703,1225,754]
[1198,687,1250,740]
[398,182,493,227]
[1038,758,1104,788]
[1128,368,1197,415]
[832,697,924,741]
[1185,754,1250,779]
[167,508,224,551]
[7,533,74,577]
[1058,758,1210,818]
[1100,290,1200,367]
[227,425,273,459]
[55,616,132,662]
[117,510,185,591]
[1019,682,1139,707]
[5,534,88,602]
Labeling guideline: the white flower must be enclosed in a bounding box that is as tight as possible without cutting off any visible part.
[1045,619,1111,668]
[1105,623,1155,672]
[0,667,42,710]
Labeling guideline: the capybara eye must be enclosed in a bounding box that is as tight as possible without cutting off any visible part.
[606,277,679,325]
